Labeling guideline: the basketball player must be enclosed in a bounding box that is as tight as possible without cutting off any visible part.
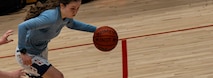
[15,0,97,78]
[0,30,24,78]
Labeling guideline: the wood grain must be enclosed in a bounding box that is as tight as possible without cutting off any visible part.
[1,0,213,78]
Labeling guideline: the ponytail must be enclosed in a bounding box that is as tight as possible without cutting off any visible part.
[24,0,59,21]
[24,0,81,21]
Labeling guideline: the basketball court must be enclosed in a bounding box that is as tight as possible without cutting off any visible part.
[1,0,213,78]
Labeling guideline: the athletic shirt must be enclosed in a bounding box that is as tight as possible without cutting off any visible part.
[18,7,96,55]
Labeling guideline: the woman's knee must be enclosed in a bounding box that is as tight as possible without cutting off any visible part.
[52,72,64,78]
[43,66,64,78]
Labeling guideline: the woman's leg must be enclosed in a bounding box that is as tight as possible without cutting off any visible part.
[37,49,64,78]
[42,66,64,78]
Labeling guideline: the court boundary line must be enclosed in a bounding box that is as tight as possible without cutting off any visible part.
[0,24,213,58]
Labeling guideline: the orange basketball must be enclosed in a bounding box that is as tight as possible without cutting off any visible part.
[93,26,118,52]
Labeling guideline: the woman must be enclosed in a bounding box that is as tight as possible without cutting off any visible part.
[15,0,97,78]
[0,30,24,78]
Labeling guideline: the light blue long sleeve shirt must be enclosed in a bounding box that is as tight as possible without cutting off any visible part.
[18,7,96,55]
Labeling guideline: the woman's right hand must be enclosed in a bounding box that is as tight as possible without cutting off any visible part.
[20,54,32,65]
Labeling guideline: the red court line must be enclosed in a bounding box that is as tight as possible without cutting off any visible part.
[122,39,128,78]
[49,43,93,51]
[121,24,213,40]
[0,24,213,59]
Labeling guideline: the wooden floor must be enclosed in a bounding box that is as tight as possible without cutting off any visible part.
[1,0,213,78]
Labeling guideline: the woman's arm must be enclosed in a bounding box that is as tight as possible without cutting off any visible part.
[18,14,53,49]
[66,19,97,32]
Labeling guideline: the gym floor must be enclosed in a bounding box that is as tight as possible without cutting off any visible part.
[1,0,213,78]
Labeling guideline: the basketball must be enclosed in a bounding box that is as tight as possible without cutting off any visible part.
[93,26,118,52]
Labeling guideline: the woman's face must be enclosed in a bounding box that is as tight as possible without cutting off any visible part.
[60,1,81,19]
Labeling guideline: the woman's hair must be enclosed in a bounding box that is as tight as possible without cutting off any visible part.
[24,0,81,21]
